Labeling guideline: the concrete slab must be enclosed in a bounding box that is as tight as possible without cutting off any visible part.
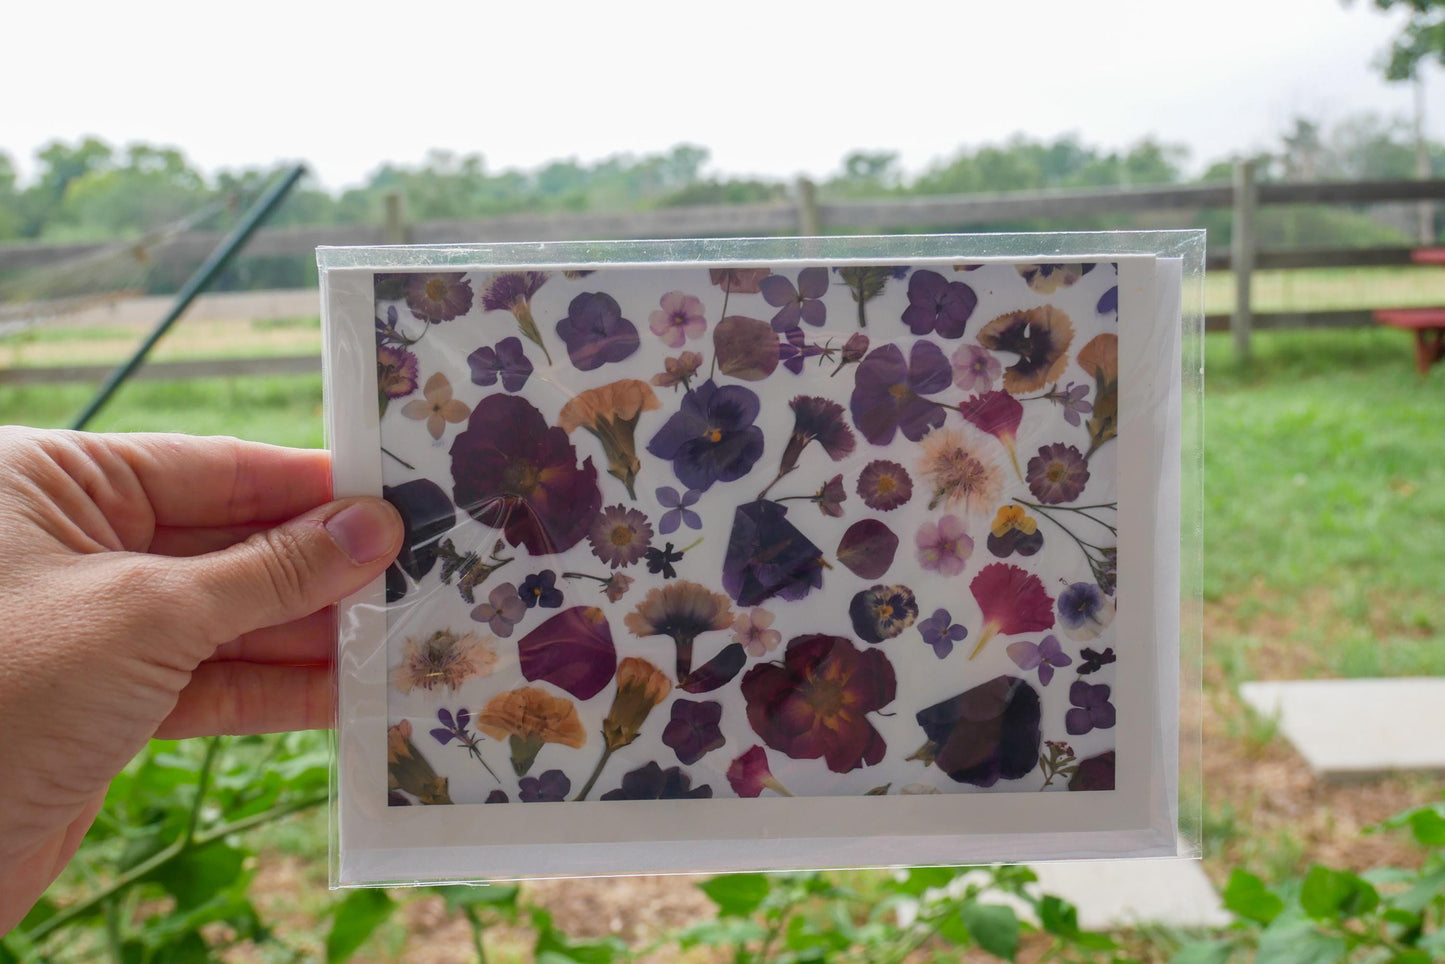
[1029,859,1230,929]
[1238,678,1445,781]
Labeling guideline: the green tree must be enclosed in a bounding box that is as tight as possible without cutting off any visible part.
[1360,0,1445,79]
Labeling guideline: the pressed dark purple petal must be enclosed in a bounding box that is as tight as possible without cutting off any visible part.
[798,299,826,327]
[836,519,899,580]
[916,676,1042,787]
[759,274,797,308]
[662,699,727,764]
[1069,751,1116,791]
[485,790,509,804]
[430,728,456,745]
[468,345,500,386]
[679,643,747,694]
[907,340,952,394]
[1065,707,1093,735]
[797,267,829,300]
[1097,286,1119,315]
[456,707,470,730]
[517,606,617,700]
[383,479,457,580]
[556,291,640,371]
[437,708,455,728]
[600,762,713,800]
[721,500,825,606]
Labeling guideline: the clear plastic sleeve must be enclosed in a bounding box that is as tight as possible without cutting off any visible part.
[318,232,1204,888]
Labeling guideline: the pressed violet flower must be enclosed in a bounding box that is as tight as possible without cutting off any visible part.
[1047,382,1094,427]
[1016,262,1091,294]
[835,265,908,328]
[1057,581,1115,640]
[987,505,1044,558]
[902,269,977,338]
[481,271,553,365]
[726,745,792,797]
[484,790,509,804]
[919,427,1005,517]
[651,350,704,391]
[976,307,1075,394]
[405,272,473,323]
[587,504,654,569]
[559,379,661,499]
[918,608,968,659]
[600,762,713,800]
[721,499,825,606]
[778,326,827,374]
[913,676,1042,787]
[757,395,856,499]
[574,656,673,800]
[848,584,919,644]
[857,459,913,512]
[518,605,617,700]
[1078,645,1116,675]
[478,687,587,777]
[732,606,782,656]
[467,336,533,392]
[1096,286,1119,317]
[1026,443,1091,504]
[1065,681,1116,735]
[450,394,601,555]
[471,582,527,638]
[646,379,765,491]
[709,267,771,294]
[662,698,726,765]
[849,341,951,445]
[388,720,453,805]
[836,519,899,579]
[760,266,829,330]
[1006,634,1072,686]
[648,290,708,347]
[914,514,973,576]
[555,290,640,371]
[430,707,501,783]
[518,569,563,609]
[1069,751,1116,791]
[951,344,1001,394]
[1077,333,1119,459]
[956,391,1024,479]
[713,315,780,381]
[402,372,471,440]
[377,344,420,412]
[391,629,497,694]
[624,580,735,684]
[518,769,571,802]
[829,331,871,378]
[645,542,686,579]
[741,633,897,773]
[814,474,847,517]
[968,563,1055,660]
[656,486,702,534]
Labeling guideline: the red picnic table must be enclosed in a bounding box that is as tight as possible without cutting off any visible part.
[1373,248,1445,375]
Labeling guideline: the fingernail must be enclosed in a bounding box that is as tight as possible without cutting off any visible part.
[325,501,398,563]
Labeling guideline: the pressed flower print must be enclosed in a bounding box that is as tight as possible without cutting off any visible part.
[375,258,1121,807]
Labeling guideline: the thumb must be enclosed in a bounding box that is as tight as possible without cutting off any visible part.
[182,497,402,645]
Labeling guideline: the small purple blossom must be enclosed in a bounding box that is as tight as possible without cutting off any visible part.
[661,698,726,765]
[849,341,952,445]
[405,272,473,323]
[471,582,527,637]
[1026,443,1091,504]
[915,514,973,577]
[656,486,702,535]
[1006,634,1073,686]
[518,769,571,802]
[1097,286,1119,316]
[646,379,765,492]
[1051,382,1094,427]
[519,570,564,609]
[902,269,977,338]
[430,706,473,746]
[918,608,968,659]
[648,290,708,347]
[760,267,829,331]
[1065,681,1116,735]
[1057,582,1115,640]
[556,291,640,371]
[467,336,534,392]
[779,326,826,374]
[951,344,1002,394]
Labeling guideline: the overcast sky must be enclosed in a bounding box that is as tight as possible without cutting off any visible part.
[4,0,1441,189]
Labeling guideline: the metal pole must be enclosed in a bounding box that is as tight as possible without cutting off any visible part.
[70,164,307,430]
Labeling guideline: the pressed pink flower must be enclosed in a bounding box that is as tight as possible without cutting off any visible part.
[648,290,708,347]
[402,372,471,439]
[968,563,1055,660]
[918,426,1004,517]
[957,390,1024,479]
[857,459,913,512]
[726,745,792,797]
[732,607,782,657]
[587,504,654,569]
[951,344,1001,393]
[915,514,973,577]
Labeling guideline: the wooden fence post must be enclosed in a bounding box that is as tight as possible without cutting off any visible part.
[1232,159,1257,360]
[795,177,821,236]
[384,192,410,244]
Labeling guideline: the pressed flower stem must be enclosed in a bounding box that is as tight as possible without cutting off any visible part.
[968,623,999,660]
[677,536,704,554]
[756,466,795,501]
[709,281,732,380]
[674,632,696,682]
[771,494,816,504]
[457,736,501,783]
[512,302,553,366]
[562,571,609,584]
[572,744,615,802]
[1015,498,1118,536]
[382,446,415,470]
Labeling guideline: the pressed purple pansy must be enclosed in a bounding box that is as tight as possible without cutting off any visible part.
[1006,634,1073,686]
[760,267,829,331]
[849,341,952,445]
[1026,443,1091,504]
[902,269,977,338]
[600,762,713,800]
[917,608,969,659]
[1057,581,1115,640]
[467,336,534,392]
[646,379,765,492]
[1065,681,1116,735]
[518,570,564,609]
[518,769,571,802]
[656,486,702,534]
[661,698,726,765]
[556,291,641,371]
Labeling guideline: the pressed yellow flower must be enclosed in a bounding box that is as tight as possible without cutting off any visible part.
[386,720,453,805]
[990,505,1038,538]
[557,379,660,499]
[602,657,672,752]
[390,629,497,694]
[917,426,1004,517]
[478,686,586,776]
[401,372,471,439]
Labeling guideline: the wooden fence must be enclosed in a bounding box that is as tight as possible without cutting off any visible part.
[3,163,1443,371]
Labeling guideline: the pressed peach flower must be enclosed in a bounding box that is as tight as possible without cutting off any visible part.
[917,426,1004,517]
[390,628,497,694]
[402,372,471,439]
[602,657,672,752]
[1076,333,1118,459]
[625,580,734,684]
[387,720,453,805]
[1076,333,1118,381]
[478,686,586,776]
[558,379,661,499]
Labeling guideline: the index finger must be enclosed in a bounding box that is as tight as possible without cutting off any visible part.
[95,432,334,527]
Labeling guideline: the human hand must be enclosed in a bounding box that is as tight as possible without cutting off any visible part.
[0,428,401,934]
